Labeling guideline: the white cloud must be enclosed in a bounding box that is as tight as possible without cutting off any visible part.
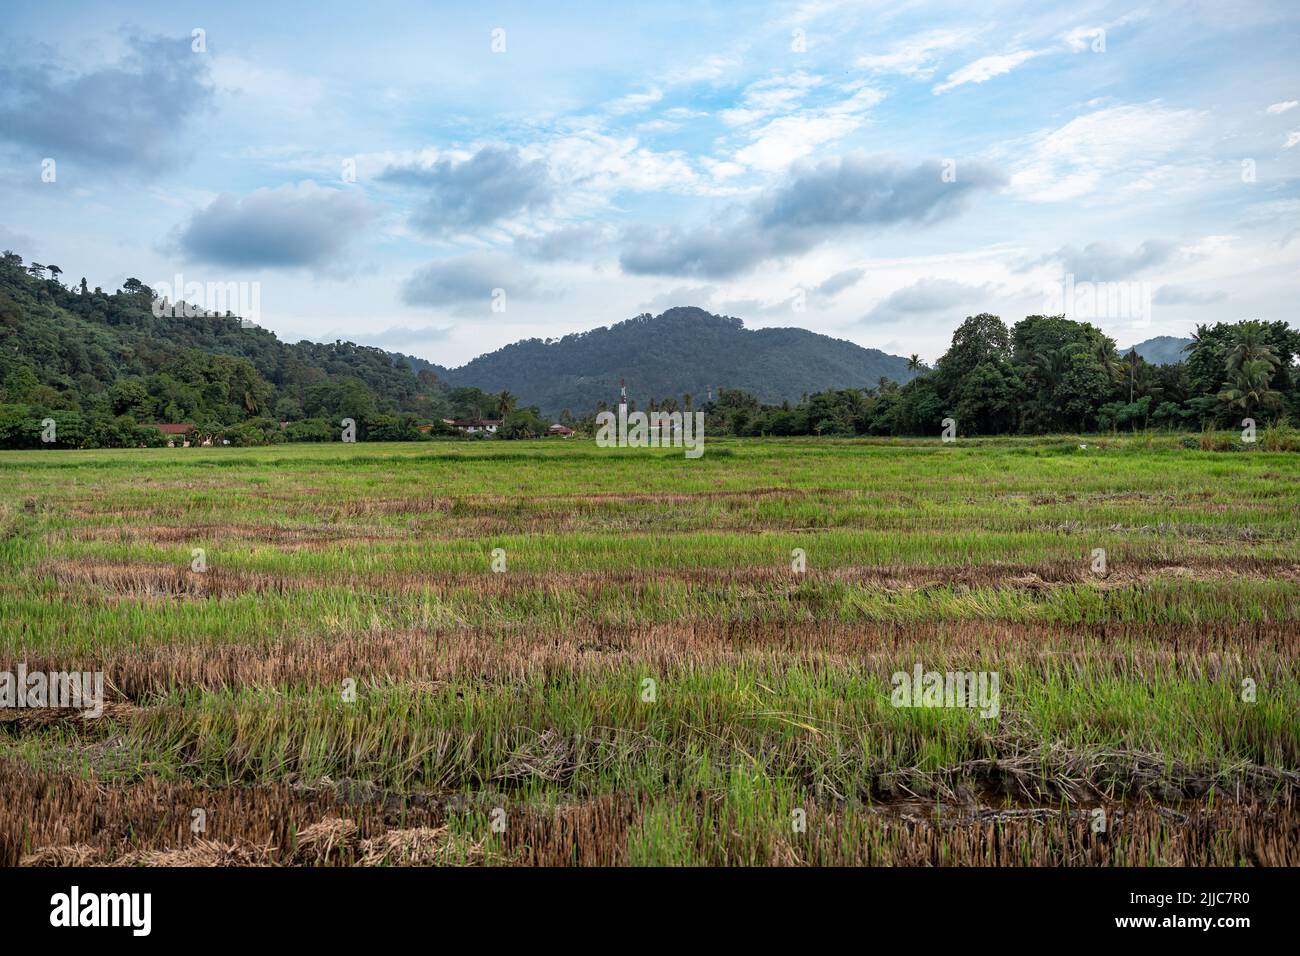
[719,72,825,127]
[1007,103,1205,202]
[734,112,863,171]
[637,119,680,133]
[702,157,746,180]
[1285,131,1300,148]
[933,49,1045,94]
[606,88,664,115]
[661,52,743,86]
[856,29,973,79]
[538,130,699,197]
[1265,100,1298,114]
[729,84,884,172]
[719,108,765,128]
[1060,26,1107,52]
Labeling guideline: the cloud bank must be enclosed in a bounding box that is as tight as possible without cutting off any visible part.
[620,154,1005,278]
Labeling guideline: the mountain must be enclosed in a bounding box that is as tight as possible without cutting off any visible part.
[394,307,917,414]
[1124,335,1192,365]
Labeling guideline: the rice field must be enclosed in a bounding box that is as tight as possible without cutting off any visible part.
[1,435,1297,866]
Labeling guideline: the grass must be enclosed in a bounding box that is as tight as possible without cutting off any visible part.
[0,436,1296,866]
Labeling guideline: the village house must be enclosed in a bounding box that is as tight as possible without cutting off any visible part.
[444,418,502,435]
[142,423,193,447]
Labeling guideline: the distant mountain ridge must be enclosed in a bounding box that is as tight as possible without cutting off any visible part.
[1124,335,1192,365]
[393,307,917,414]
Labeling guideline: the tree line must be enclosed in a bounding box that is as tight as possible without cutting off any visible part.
[0,252,555,447]
[2,251,1294,447]
[576,313,1299,439]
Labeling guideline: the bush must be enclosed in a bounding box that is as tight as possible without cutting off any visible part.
[221,423,271,447]
[282,419,336,443]
[0,403,43,448]
[499,409,548,439]
[363,412,425,442]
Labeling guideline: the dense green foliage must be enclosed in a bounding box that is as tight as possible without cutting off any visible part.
[0,252,541,447]
[610,313,1299,438]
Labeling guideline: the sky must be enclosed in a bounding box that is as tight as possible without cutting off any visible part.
[1,0,1298,366]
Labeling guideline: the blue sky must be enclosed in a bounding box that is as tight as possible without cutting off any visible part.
[2,0,1298,364]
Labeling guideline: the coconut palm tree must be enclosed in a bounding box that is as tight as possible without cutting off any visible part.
[1224,325,1279,376]
[906,354,925,373]
[1093,341,1123,386]
[844,388,868,429]
[1032,345,1072,390]
[1218,359,1283,414]
[496,391,516,419]
[1027,345,1084,430]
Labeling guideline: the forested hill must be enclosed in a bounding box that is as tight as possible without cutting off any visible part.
[393,307,917,414]
[4,251,914,427]
[0,252,441,426]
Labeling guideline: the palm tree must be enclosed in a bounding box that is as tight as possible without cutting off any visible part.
[1032,345,1071,389]
[1029,345,1079,430]
[496,390,516,419]
[1225,325,1279,376]
[1093,342,1123,386]
[1218,359,1283,414]
[907,354,925,373]
[844,388,868,429]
